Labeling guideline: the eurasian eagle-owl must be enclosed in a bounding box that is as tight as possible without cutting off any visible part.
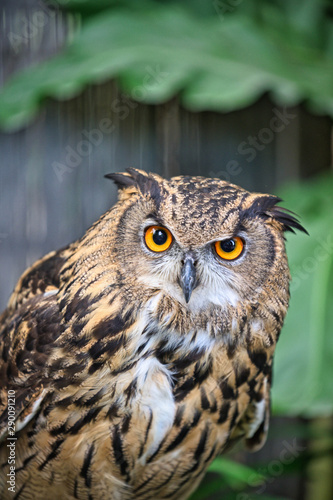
[0,169,305,499]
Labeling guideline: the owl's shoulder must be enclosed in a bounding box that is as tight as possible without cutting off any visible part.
[7,244,72,312]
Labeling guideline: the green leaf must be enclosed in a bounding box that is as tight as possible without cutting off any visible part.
[189,477,228,500]
[208,457,266,488]
[1,1,333,130]
[272,173,333,417]
[187,457,265,499]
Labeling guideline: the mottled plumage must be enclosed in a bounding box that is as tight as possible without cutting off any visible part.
[0,169,305,499]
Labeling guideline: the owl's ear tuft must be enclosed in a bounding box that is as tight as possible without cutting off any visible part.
[252,195,308,235]
[105,171,140,201]
[265,205,308,234]
[105,168,163,207]
[126,168,162,203]
[105,171,137,189]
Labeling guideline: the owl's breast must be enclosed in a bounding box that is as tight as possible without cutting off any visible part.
[123,356,176,463]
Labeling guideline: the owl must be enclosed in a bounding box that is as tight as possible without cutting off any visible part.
[0,169,306,500]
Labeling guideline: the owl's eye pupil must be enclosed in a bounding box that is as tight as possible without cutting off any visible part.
[220,239,236,253]
[153,229,168,246]
[145,225,173,252]
[214,236,244,261]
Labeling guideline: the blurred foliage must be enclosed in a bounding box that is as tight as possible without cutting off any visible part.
[272,172,333,417]
[1,0,333,130]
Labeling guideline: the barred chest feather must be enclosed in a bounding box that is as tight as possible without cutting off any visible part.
[26,295,272,500]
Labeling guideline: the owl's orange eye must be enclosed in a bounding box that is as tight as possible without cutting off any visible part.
[214,237,244,261]
[144,226,173,253]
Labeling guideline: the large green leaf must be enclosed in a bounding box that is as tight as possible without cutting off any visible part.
[272,173,333,417]
[208,457,265,488]
[1,0,333,130]
[189,458,266,500]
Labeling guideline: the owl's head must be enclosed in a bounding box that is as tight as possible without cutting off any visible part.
[105,169,306,315]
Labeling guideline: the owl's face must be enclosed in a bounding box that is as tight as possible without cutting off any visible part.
[106,169,305,315]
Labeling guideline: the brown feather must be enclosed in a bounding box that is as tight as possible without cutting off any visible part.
[0,172,304,499]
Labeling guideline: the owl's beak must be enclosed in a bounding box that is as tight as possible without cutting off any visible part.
[180,256,197,303]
